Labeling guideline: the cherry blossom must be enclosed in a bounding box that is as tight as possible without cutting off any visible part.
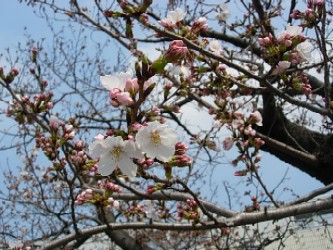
[135,122,178,162]
[165,64,191,78]
[277,25,303,41]
[100,71,137,106]
[215,3,230,23]
[273,61,291,75]
[208,39,223,55]
[89,136,144,178]
[159,8,186,28]
[296,41,313,61]
[100,71,132,91]
[250,111,263,126]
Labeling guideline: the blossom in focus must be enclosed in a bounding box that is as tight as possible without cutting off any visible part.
[100,71,132,91]
[215,3,230,23]
[296,41,313,61]
[136,121,178,162]
[89,136,143,178]
[159,8,186,29]
[100,72,136,106]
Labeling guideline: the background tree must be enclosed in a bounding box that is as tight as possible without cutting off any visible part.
[1,0,333,249]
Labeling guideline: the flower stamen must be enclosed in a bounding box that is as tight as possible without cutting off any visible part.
[111,146,122,161]
[150,131,161,146]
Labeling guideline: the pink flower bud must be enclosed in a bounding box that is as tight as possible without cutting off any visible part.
[165,40,188,63]
[49,115,59,131]
[125,78,139,92]
[116,91,133,105]
[11,67,19,76]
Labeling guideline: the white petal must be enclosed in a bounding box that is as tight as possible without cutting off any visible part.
[98,153,116,176]
[117,72,132,90]
[136,125,152,148]
[103,136,123,148]
[124,140,144,160]
[100,75,120,90]
[89,140,108,158]
[158,127,178,147]
[155,143,175,162]
[118,158,138,178]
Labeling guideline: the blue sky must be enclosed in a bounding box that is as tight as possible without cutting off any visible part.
[0,1,325,207]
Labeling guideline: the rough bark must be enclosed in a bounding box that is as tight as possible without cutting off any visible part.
[257,93,333,185]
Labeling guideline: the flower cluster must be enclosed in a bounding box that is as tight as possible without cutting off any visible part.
[89,121,180,178]
[158,8,186,30]
[259,25,313,94]
[291,0,325,27]
[215,3,230,24]
[244,196,260,212]
[219,110,265,176]
[259,25,313,66]
[100,71,154,107]
[35,115,76,161]
[177,199,200,221]
[0,66,19,84]
[75,188,120,209]
[7,92,54,124]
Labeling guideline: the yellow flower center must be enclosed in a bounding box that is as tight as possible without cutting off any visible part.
[111,146,122,161]
[150,131,161,146]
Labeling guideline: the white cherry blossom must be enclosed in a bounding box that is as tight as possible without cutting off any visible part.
[100,71,132,91]
[278,25,303,40]
[273,61,291,75]
[296,41,313,61]
[167,8,186,24]
[215,3,230,23]
[208,39,223,55]
[165,64,191,78]
[89,136,143,178]
[135,122,178,162]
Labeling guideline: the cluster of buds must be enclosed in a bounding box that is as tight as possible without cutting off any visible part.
[259,25,312,73]
[100,73,155,107]
[177,199,200,221]
[290,0,325,27]
[104,180,122,193]
[35,132,60,160]
[75,188,120,210]
[75,188,94,205]
[105,197,120,210]
[137,157,154,169]
[7,92,54,124]
[125,201,147,220]
[70,142,98,173]
[166,141,191,167]
[220,111,265,176]
[35,116,76,160]
[287,72,312,95]
[0,66,19,84]
[146,183,166,194]
[244,196,260,212]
